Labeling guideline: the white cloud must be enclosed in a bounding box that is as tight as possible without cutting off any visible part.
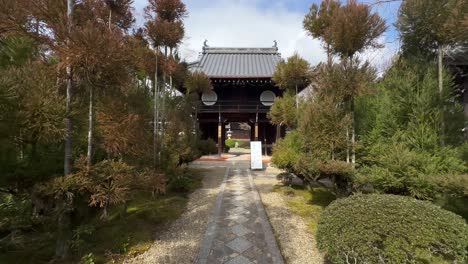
[133,0,399,71]
[178,0,327,65]
[358,34,401,75]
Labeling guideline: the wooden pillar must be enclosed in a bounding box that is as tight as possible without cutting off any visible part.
[218,112,222,156]
[254,112,259,141]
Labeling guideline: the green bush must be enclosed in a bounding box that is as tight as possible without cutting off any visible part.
[356,139,467,200]
[317,194,468,264]
[225,139,239,148]
[197,139,217,155]
[271,131,302,172]
[166,170,202,193]
[460,142,468,168]
[294,156,353,196]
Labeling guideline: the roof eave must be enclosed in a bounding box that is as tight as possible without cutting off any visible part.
[209,76,273,79]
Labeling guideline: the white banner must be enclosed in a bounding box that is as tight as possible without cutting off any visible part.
[250,141,263,170]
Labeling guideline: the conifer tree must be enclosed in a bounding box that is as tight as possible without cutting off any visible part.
[272,53,311,109]
[303,0,341,64]
[325,0,386,167]
[397,0,467,145]
[144,0,187,167]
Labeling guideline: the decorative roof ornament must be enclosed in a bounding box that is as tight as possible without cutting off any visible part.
[203,39,209,51]
[273,40,278,51]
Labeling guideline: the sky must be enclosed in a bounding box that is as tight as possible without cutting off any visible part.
[132,0,402,71]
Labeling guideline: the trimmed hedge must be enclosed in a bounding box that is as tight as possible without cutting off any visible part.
[225,139,238,148]
[317,194,468,264]
[225,139,250,148]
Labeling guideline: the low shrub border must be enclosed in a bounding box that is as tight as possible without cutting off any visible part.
[316,194,468,264]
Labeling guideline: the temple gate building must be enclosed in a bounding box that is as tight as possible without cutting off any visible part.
[189,42,285,154]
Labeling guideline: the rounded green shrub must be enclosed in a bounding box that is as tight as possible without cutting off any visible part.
[197,139,217,155]
[317,194,468,264]
[225,139,239,148]
[271,131,302,172]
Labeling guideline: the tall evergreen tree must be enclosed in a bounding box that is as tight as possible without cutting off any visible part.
[325,0,386,166]
[397,0,468,145]
[144,0,187,167]
[272,53,311,109]
[303,0,341,64]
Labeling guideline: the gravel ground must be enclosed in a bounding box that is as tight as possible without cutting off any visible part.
[253,169,326,264]
[124,166,226,264]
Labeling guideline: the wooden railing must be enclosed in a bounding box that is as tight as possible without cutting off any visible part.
[199,100,273,113]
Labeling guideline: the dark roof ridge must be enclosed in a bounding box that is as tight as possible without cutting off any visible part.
[203,47,280,54]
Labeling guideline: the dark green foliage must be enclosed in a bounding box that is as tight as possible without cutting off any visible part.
[272,53,311,92]
[167,175,193,193]
[197,139,217,155]
[397,0,467,58]
[295,156,353,196]
[0,41,66,191]
[0,194,32,232]
[356,139,466,200]
[184,71,212,94]
[356,59,467,200]
[167,171,202,193]
[271,131,302,172]
[461,142,468,168]
[267,92,297,128]
[317,194,468,264]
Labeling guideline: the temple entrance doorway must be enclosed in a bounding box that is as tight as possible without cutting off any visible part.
[226,122,251,153]
[190,45,288,156]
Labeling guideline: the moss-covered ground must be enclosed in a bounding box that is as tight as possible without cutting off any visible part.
[0,169,204,264]
[273,185,336,234]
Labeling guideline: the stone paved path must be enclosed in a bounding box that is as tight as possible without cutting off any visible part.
[197,165,284,264]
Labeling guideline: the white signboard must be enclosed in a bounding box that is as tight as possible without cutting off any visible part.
[250,141,263,170]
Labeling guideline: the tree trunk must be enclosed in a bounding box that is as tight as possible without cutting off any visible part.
[57,0,74,259]
[19,129,24,160]
[160,47,168,155]
[346,128,350,163]
[108,9,112,30]
[154,51,160,167]
[64,0,74,176]
[295,84,298,109]
[331,142,335,161]
[55,199,71,259]
[170,75,173,97]
[87,86,94,168]
[351,98,356,168]
[438,45,445,146]
[64,73,73,175]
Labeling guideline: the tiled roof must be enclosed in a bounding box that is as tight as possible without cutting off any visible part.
[189,47,282,78]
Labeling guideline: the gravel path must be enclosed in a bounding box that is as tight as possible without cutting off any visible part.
[253,169,326,264]
[124,166,226,264]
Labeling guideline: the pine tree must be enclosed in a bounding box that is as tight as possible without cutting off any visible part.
[324,0,386,167]
[303,0,341,64]
[272,53,311,110]
[144,0,187,167]
[397,0,468,145]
